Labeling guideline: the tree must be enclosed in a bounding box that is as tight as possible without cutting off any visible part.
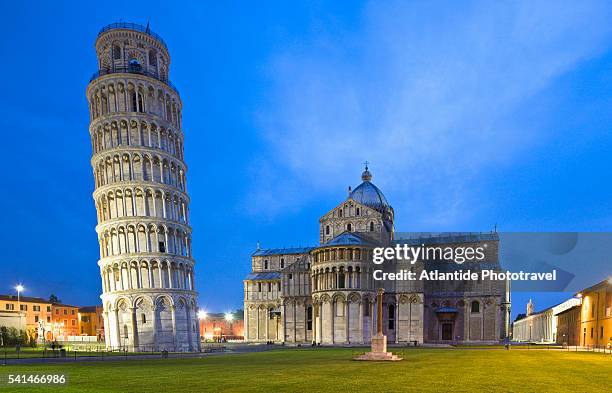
[49,294,61,304]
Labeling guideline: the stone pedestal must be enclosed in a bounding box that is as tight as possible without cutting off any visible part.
[371,334,387,353]
[353,334,402,361]
[354,288,402,361]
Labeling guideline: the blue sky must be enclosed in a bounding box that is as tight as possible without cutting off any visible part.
[1,1,611,318]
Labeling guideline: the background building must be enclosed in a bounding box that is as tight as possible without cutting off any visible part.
[578,279,612,348]
[51,303,80,341]
[87,22,199,352]
[244,167,511,345]
[0,295,52,330]
[79,306,105,340]
[513,298,581,344]
[199,311,244,341]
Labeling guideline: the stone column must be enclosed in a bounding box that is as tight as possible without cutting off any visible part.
[265,307,269,341]
[170,305,177,351]
[345,299,350,344]
[377,288,383,335]
[358,300,364,344]
[256,307,260,340]
[114,308,121,350]
[243,307,249,341]
[130,307,139,351]
[395,294,400,343]
[331,299,335,344]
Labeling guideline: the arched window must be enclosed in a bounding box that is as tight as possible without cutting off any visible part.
[280,258,285,269]
[137,92,144,113]
[113,45,121,60]
[388,304,395,330]
[471,301,480,313]
[338,209,343,217]
[149,49,157,67]
[128,58,141,72]
[347,223,352,232]
[338,271,345,289]
[356,207,360,216]
[141,314,147,324]
[131,90,137,112]
[264,260,268,270]
[325,225,330,235]
[370,222,375,232]
[306,306,313,331]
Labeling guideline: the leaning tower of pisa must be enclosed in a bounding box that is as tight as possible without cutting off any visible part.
[86,23,199,352]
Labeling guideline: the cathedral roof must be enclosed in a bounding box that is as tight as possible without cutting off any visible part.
[322,231,378,247]
[244,272,281,281]
[252,246,314,257]
[349,166,391,212]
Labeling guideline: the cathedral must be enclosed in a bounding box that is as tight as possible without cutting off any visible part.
[244,167,511,345]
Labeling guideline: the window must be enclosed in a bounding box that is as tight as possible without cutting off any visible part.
[388,304,395,330]
[35,316,39,323]
[142,314,147,324]
[264,260,268,270]
[128,58,141,72]
[20,305,27,311]
[63,319,67,326]
[306,306,313,331]
[72,319,76,326]
[471,301,480,313]
[288,274,293,280]
[124,324,129,339]
[277,282,281,291]
[131,90,138,112]
[138,93,144,113]
[55,309,59,315]
[113,45,121,60]
[325,225,330,235]
[268,283,272,292]
[258,283,261,292]
[159,241,166,253]
[338,272,345,289]
[356,207,360,216]
[338,209,343,217]
[280,258,285,269]
[370,222,375,232]
[148,49,157,67]
[82,316,90,323]
[601,326,604,339]
[364,298,370,316]
[33,305,40,312]
[63,309,67,315]
[347,223,352,232]
[47,306,51,312]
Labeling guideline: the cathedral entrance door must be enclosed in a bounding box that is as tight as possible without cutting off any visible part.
[441,323,453,341]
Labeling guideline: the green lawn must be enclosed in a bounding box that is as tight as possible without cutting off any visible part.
[0,348,611,392]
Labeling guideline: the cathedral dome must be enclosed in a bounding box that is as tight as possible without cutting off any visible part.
[349,166,390,211]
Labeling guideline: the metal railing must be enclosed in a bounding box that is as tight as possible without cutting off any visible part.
[98,22,168,50]
[90,66,179,94]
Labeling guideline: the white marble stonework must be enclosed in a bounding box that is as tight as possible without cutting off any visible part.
[87,23,199,352]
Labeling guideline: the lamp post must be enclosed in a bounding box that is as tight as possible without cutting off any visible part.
[15,285,24,315]
[225,312,234,340]
[197,310,207,342]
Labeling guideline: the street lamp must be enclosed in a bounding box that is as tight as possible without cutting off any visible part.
[197,310,208,320]
[15,284,24,315]
[224,313,234,322]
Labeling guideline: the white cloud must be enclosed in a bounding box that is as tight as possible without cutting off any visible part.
[250,1,612,224]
